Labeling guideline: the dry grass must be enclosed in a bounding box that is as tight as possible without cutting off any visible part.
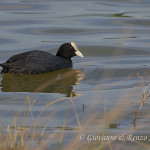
[0,91,81,150]
[0,96,31,150]
[1,72,150,150]
[133,83,150,128]
[0,92,146,150]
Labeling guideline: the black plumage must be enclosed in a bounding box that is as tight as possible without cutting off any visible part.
[0,42,83,74]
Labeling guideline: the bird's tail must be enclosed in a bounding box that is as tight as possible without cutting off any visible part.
[0,63,4,67]
[0,63,9,73]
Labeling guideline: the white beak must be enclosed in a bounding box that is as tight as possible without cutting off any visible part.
[75,50,84,58]
[71,42,84,58]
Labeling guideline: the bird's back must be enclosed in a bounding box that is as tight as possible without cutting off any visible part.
[0,50,72,74]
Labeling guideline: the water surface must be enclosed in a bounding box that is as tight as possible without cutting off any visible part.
[0,0,150,149]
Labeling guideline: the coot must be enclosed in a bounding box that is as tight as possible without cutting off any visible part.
[0,42,83,74]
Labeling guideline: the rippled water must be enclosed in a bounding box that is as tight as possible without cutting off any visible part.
[0,0,150,149]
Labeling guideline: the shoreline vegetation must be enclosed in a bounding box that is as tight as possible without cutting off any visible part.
[1,82,150,150]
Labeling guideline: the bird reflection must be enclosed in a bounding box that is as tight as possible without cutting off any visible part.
[0,68,84,97]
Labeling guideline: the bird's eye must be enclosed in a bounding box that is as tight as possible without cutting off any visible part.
[69,47,73,50]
